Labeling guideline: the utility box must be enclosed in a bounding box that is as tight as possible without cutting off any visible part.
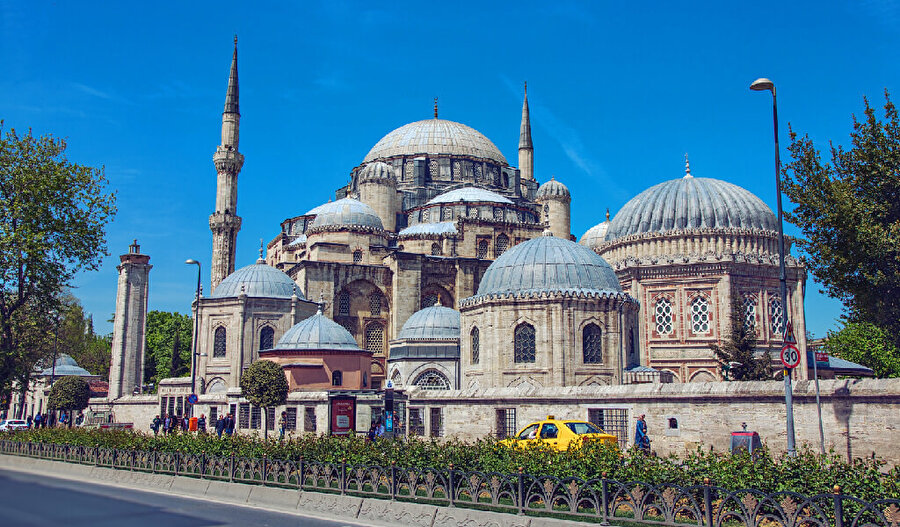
[730,423,762,457]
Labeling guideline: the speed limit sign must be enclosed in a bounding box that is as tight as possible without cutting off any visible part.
[780,344,801,369]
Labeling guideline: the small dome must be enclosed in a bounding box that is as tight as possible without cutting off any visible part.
[536,178,570,201]
[211,260,301,299]
[358,161,395,182]
[40,354,93,377]
[287,234,307,246]
[364,119,508,165]
[606,176,777,241]
[475,234,623,297]
[270,310,362,351]
[397,305,461,340]
[580,211,611,249]
[310,198,384,230]
[426,186,513,206]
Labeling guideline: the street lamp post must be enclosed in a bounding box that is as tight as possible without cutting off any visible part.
[750,77,797,456]
[186,259,202,417]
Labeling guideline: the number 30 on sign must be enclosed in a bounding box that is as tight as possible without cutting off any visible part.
[780,344,801,369]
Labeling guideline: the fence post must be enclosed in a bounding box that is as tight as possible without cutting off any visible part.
[200,451,205,479]
[94,446,100,466]
[298,456,305,491]
[174,452,179,476]
[601,473,610,525]
[131,450,135,471]
[390,461,397,501]
[262,455,268,486]
[517,467,525,515]
[340,458,347,495]
[152,450,157,473]
[447,464,455,508]
[112,449,117,469]
[704,478,714,527]
[833,485,844,527]
[229,451,235,483]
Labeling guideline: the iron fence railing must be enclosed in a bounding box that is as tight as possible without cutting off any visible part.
[2,439,898,527]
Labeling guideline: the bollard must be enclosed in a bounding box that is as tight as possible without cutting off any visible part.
[517,467,525,515]
[703,478,714,527]
[833,485,844,527]
[447,463,455,508]
[601,472,610,526]
[340,458,347,495]
[390,461,397,501]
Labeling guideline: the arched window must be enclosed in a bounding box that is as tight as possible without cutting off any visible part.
[691,296,710,333]
[421,208,429,222]
[654,298,673,335]
[421,293,438,309]
[259,326,274,351]
[476,239,489,259]
[213,327,227,358]
[770,297,785,336]
[332,370,342,386]
[365,323,384,354]
[470,327,480,364]
[352,250,363,263]
[743,296,757,331]
[431,242,441,256]
[582,324,603,364]
[495,234,509,256]
[338,291,350,315]
[390,369,402,387]
[514,323,536,363]
[441,206,452,221]
[368,293,382,316]
[413,371,451,390]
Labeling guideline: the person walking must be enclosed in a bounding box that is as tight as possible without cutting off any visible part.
[224,413,235,437]
[278,411,287,440]
[151,415,161,436]
[26,415,33,428]
[635,414,651,454]
[215,414,225,438]
[198,414,207,433]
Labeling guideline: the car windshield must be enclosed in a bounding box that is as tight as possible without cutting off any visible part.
[565,421,602,434]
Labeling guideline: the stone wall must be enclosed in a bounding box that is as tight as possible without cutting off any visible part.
[407,378,900,465]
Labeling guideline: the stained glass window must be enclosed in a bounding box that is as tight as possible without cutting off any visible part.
[368,294,382,316]
[476,240,489,259]
[332,371,342,386]
[655,298,673,335]
[743,296,757,331]
[259,326,274,351]
[691,296,710,333]
[413,371,450,390]
[583,324,603,364]
[338,291,350,315]
[431,243,441,256]
[514,323,536,363]
[365,323,384,354]
[352,250,362,263]
[214,326,227,358]
[495,234,509,256]
[770,297,785,337]
[471,327,480,365]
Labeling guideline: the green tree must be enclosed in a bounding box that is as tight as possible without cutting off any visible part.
[782,92,900,348]
[143,311,193,388]
[821,320,900,378]
[47,375,91,426]
[239,360,288,439]
[711,297,772,381]
[0,123,116,398]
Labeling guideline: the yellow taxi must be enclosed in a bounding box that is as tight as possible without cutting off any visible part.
[501,416,618,451]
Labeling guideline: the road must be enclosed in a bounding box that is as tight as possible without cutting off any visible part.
[0,468,365,527]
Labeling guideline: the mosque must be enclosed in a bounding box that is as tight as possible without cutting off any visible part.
[102,39,812,440]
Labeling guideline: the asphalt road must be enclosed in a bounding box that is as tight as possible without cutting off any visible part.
[0,468,364,527]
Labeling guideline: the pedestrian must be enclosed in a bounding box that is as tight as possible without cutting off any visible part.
[151,415,161,435]
[375,417,385,438]
[26,415,33,428]
[33,413,41,429]
[215,414,225,438]
[635,414,650,454]
[366,422,377,442]
[75,413,84,426]
[198,414,207,433]
[278,411,287,440]
[164,414,172,435]
[224,413,235,437]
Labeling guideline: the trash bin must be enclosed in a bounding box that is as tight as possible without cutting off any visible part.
[189,416,198,431]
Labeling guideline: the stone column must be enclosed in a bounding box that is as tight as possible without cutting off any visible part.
[108,241,151,400]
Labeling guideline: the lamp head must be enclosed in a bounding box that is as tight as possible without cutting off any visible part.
[750,78,775,93]
[185,259,200,265]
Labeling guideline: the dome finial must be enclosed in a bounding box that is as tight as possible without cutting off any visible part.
[318,292,325,314]
[606,208,610,221]
[256,238,265,264]
[434,97,438,119]
[684,153,692,178]
[434,297,442,307]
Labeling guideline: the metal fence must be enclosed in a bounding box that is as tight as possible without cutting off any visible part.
[2,439,898,527]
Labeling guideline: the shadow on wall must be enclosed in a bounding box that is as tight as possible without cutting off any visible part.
[832,384,853,462]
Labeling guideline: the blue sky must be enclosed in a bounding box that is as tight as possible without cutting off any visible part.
[1,1,898,336]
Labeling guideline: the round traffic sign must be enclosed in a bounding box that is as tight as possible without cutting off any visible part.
[780,344,801,369]
[187,393,199,405]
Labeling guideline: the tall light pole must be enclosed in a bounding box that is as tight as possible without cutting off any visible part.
[750,77,797,456]
[186,259,202,417]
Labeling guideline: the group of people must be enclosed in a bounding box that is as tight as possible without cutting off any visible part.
[23,412,82,428]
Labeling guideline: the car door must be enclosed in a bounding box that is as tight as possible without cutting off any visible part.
[539,423,560,449]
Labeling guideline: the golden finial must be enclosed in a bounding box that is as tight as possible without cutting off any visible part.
[434,97,438,119]
[684,153,692,178]
[234,34,238,46]
[259,238,264,259]
[606,208,610,221]
[524,81,527,95]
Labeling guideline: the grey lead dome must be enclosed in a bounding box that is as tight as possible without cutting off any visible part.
[211,260,301,299]
[397,305,461,340]
[310,198,384,230]
[605,176,777,241]
[536,178,570,200]
[475,235,623,297]
[271,311,361,351]
[363,119,508,166]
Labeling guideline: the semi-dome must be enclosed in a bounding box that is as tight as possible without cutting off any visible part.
[426,186,513,206]
[309,198,384,230]
[606,175,777,241]
[475,234,623,297]
[536,178,570,201]
[397,304,461,340]
[211,259,301,299]
[579,211,611,249]
[269,309,362,351]
[398,222,458,237]
[363,119,508,166]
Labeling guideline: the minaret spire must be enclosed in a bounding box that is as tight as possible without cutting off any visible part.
[210,37,245,292]
[434,97,438,119]
[518,81,534,181]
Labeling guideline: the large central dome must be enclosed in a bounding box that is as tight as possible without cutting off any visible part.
[363,119,508,165]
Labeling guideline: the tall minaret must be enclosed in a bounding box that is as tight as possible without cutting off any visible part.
[518,82,534,181]
[209,36,244,292]
[108,240,151,400]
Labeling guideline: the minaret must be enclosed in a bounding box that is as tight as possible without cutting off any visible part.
[108,240,151,400]
[209,35,244,292]
[518,82,534,181]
